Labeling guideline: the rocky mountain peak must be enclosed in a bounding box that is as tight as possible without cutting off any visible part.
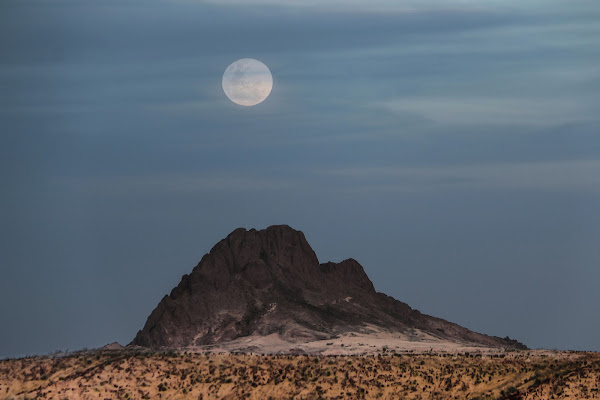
[132,225,526,351]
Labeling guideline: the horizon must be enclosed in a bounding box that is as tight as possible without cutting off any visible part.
[1,0,600,358]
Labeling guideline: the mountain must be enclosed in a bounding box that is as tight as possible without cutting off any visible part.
[131,225,526,352]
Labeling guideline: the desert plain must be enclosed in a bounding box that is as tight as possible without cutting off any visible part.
[2,345,599,400]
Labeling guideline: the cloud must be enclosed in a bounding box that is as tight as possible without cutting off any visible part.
[325,160,600,193]
[54,173,299,197]
[377,97,597,126]
[189,0,579,14]
[52,159,600,199]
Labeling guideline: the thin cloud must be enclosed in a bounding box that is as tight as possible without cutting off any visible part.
[325,160,600,193]
[377,97,596,126]
[54,173,299,196]
[191,0,568,14]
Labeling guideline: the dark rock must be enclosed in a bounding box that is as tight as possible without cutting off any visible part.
[131,225,526,350]
[100,342,124,351]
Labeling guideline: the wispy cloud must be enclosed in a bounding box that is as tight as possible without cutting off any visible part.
[376,97,596,126]
[191,0,578,14]
[55,173,299,196]
[55,159,600,198]
[325,160,600,193]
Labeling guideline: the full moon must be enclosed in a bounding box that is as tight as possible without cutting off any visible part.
[222,58,273,106]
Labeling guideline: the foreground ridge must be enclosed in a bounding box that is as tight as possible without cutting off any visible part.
[132,225,526,352]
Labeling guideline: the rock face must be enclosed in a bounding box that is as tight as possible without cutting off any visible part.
[100,342,124,351]
[131,225,526,350]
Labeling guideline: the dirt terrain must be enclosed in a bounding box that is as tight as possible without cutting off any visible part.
[184,328,518,355]
[2,349,599,399]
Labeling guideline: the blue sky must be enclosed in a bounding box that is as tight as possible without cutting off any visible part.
[1,0,599,357]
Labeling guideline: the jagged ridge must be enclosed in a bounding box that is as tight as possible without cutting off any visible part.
[131,225,526,350]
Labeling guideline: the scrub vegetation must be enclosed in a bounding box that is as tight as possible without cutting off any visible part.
[1,349,599,399]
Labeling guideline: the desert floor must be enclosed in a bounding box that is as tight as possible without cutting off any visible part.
[187,329,517,356]
[1,349,599,399]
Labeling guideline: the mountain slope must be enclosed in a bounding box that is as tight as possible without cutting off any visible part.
[131,225,525,351]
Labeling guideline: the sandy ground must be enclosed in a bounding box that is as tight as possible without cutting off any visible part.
[2,347,600,400]
[186,326,510,355]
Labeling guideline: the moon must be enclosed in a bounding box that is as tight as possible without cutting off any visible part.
[222,58,273,106]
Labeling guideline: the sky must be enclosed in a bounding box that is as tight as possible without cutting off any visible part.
[1,0,599,358]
